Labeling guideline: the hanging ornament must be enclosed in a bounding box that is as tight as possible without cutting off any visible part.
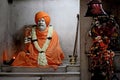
[85,0,107,17]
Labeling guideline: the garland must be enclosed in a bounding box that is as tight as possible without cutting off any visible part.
[31,26,53,66]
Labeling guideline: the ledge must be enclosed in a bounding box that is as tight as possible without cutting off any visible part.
[0,64,80,77]
[1,64,80,72]
[0,72,80,77]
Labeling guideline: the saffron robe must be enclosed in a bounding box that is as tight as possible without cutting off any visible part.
[11,27,64,69]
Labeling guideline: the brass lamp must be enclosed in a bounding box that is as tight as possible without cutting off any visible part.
[85,0,107,17]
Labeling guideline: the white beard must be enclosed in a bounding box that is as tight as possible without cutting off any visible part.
[39,25,46,31]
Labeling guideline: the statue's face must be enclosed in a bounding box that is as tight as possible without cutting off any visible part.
[37,18,46,31]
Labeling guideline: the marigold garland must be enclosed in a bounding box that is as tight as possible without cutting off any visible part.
[31,26,53,66]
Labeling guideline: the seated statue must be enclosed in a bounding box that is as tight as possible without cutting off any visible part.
[4,11,64,69]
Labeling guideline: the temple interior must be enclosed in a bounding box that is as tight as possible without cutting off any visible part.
[0,0,120,80]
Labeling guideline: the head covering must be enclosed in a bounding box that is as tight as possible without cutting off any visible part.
[35,11,50,26]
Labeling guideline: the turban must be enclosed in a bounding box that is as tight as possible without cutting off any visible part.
[35,11,50,26]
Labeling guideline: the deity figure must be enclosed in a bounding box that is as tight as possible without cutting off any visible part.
[3,11,64,69]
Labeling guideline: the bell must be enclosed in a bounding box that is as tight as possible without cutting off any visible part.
[85,0,107,17]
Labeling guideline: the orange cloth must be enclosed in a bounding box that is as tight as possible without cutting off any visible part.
[12,11,64,69]
[35,11,50,26]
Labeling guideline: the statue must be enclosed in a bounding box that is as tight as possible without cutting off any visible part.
[3,11,64,69]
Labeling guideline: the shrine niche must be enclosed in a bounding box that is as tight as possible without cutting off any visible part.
[0,1,80,77]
